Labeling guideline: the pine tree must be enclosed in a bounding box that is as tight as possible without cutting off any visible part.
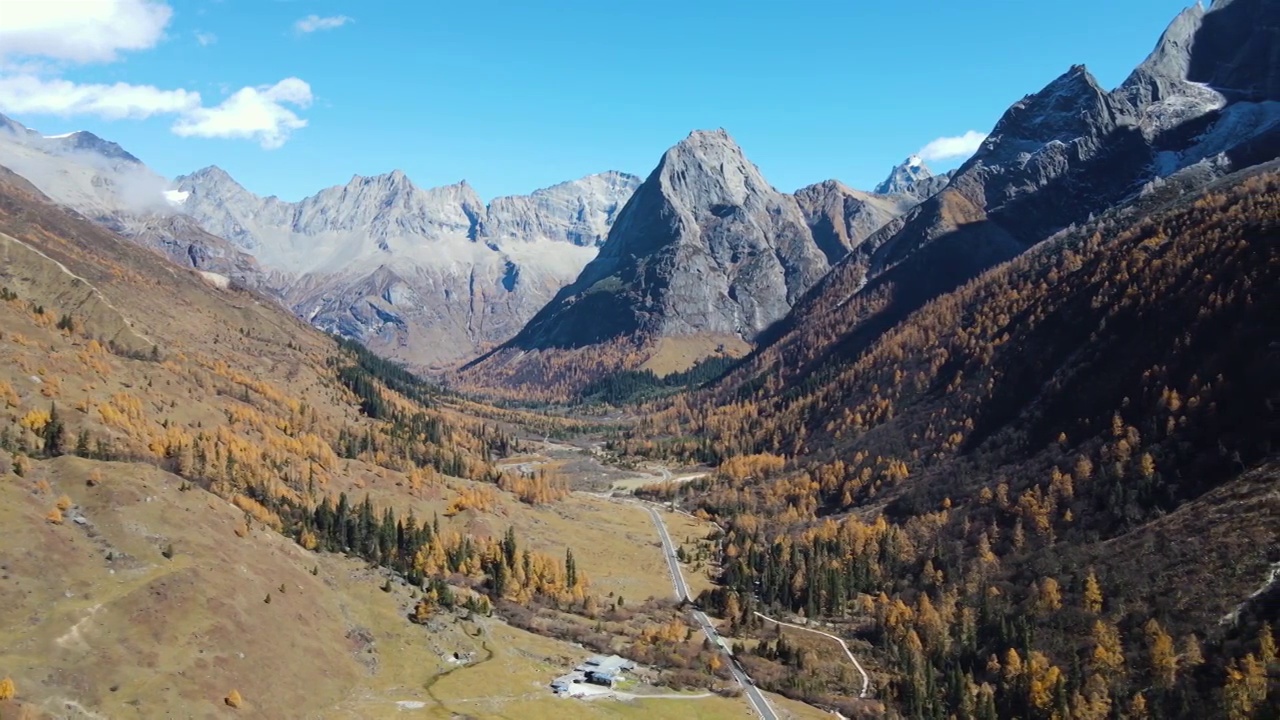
[74,429,90,457]
[1145,618,1177,689]
[1082,570,1104,614]
[43,402,65,457]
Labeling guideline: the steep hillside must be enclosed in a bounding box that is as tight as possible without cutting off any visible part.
[633,164,1280,718]
[708,0,1280,421]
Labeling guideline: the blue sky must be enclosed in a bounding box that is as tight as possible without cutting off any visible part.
[1,0,1194,201]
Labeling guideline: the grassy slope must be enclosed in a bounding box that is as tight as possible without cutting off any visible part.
[0,170,761,718]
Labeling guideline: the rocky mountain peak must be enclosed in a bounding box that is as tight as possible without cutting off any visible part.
[653,128,769,212]
[482,171,641,247]
[1121,3,1206,102]
[50,131,141,165]
[181,165,236,185]
[1117,2,1225,132]
[980,63,1124,160]
[483,129,829,359]
[875,155,935,195]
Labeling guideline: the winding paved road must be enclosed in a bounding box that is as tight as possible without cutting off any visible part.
[641,503,778,720]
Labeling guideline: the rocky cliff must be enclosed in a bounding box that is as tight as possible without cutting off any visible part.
[173,165,640,366]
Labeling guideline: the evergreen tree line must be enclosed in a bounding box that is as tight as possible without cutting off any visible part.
[580,355,740,406]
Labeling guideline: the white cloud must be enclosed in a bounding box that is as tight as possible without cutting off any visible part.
[0,1,314,149]
[171,78,313,149]
[294,14,352,34]
[0,74,200,119]
[0,0,171,64]
[917,130,989,163]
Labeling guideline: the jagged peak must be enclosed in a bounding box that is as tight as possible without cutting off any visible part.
[875,156,935,195]
[798,178,853,194]
[186,165,233,181]
[985,63,1113,146]
[684,127,732,142]
[666,128,748,161]
[489,171,641,205]
[26,127,143,164]
[179,165,246,193]
[346,169,415,188]
[1053,63,1102,91]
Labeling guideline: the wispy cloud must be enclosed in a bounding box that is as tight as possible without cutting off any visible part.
[917,130,988,163]
[0,74,200,119]
[294,14,352,34]
[172,78,312,149]
[0,0,313,149]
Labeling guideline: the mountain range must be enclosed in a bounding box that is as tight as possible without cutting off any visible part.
[0,118,939,371]
[460,0,1280,399]
[172,165,641,365]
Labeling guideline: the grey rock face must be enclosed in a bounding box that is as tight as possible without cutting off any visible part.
[115,214,263,288]
[1119,3,1227,135]
[175,165,639,366]
[483,171,641,247]
[793,180,922,264]
[494,129,830,352]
